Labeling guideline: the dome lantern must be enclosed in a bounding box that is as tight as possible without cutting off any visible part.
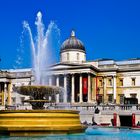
[71,30,75,37]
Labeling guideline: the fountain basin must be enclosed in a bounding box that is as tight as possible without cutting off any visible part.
[0,110,86,136]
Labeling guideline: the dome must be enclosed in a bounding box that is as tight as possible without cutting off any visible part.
[60,30,86,53]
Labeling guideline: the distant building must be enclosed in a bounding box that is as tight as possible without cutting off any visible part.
[0,30,140,106]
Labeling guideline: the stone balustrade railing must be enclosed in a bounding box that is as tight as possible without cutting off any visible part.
[1,104,140,114]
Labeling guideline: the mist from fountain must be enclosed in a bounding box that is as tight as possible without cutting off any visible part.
[23,11,60,85]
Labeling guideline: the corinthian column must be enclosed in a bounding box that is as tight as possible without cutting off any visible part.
[64,75,67,103]
[1,83,4,106]
[79,74,83,102]
[71,74,75,103]
[4,83,8,106]
[8,82,12,105]
[88,73,91,102]
[56,75,59,103]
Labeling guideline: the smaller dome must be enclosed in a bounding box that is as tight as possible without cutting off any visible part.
[60,30,85,52]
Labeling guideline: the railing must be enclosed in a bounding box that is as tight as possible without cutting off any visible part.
[1,104,140,114]
[54,104,140,115]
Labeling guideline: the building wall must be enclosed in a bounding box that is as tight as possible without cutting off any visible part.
[116,72,140,104]
[95,71,140,104]
[2,71,140,105]
[1,62,140,105]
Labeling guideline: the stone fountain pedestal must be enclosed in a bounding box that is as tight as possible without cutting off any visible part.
[0,110,86,136]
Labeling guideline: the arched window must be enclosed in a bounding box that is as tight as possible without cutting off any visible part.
[84,54,86,61]
[67,53,69,61]
[77,53,79,61]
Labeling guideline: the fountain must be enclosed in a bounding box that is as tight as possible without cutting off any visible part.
[14,85,63,110]
[0,11,85,136]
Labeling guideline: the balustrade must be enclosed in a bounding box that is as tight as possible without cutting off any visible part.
[1,104,140,113]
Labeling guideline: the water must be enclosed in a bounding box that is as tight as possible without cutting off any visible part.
[1,128,140,140]
[23,11,60,85]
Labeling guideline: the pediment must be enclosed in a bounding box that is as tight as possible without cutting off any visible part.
[50,63,84,70]
[46,62,98,75]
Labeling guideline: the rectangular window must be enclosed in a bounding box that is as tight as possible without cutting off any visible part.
[99,79,103,87]
[108,94,113,103]
[119,94,124,104]
[132,78,136,86]
[77,53,79,61]
[12,97,16,105]
[67,53,69,61]
[119,78,123,86]
[108,78,112,86]
[98,95,103,103]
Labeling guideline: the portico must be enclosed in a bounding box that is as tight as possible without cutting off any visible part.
[46,63,97,103]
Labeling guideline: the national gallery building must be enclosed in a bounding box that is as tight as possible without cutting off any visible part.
[1,31,140,106]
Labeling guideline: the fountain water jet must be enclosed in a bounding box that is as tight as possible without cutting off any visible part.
[23,11,60,84]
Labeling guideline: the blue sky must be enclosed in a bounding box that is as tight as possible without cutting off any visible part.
[0,0,140,69]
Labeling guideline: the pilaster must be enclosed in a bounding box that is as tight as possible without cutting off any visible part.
[113,76,116,103]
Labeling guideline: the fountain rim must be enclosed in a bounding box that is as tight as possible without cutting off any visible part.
[0,110,79,114]
[13,85,63,96]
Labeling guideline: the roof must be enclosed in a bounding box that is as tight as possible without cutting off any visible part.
[60,30,85,53]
